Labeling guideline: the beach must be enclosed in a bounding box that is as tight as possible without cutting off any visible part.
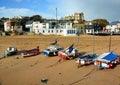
[0,35,120,85]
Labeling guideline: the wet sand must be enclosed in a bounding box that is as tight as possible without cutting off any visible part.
[0,35,120,85]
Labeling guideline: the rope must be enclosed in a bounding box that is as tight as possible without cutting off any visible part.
[69,67,96,85]
[46,58,66,68]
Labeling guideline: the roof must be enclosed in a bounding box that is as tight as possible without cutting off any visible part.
[26,21,33,25]
[110,21,120,25]
[95,52,118,63]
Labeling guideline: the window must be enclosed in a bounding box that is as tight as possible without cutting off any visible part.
[43,30,45,33]
[67,23,70,25]
[36,26,38,28]
[72,30,75,34]
[67,30,76,34]
[37,30,39,33]
[43,26,46,28]
[67,30,70,34]
[51,30,53,33]
[88,29,90,32]
[43,23,46,25]
[35,22,38,24]
[60,30,63,32]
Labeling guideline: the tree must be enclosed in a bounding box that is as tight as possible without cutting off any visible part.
[30,15,43,22]
[92,19,109,31]
[1,17,9,21]
[92,19,109,27]
[20,16,30,31]
[0,17,9,31]
[0,20,4,31]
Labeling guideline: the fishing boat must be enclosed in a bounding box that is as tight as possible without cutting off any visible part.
[94,52,120,69]
[58,44,79,59]
[21,46,40,57]
[43,39,63,56]
[76,53,99,67]
[4,46,18,57]
[43,45,63,56]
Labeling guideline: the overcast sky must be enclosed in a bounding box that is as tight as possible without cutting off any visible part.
[0,0,120,22]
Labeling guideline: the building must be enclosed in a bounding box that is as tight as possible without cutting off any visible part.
[25,21,33,32]
[85,21,94,34]
[105,23,120,33]
[117,23,120,32]
[65,16,74,21]
[25,21,77,36]
[4,20,14,32]
[4,20,22,32]
[65,12,84,23]
[74,13,84,22]
[105,25,120,33]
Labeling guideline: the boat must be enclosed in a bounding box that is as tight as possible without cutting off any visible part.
[43,45,63,56]
[21,46,40,57]
[76,53,99,67]
[58,44,79,59]
[43,39,63,56]
[94,52,120,69]
[4,46,18,57]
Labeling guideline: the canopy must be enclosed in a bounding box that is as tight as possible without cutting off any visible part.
[95,52,118,63]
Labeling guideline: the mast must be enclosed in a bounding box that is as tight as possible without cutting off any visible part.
[55,8,57,36]
[93,30,95,54]
[56,8,57,20]
[109,31,112,52]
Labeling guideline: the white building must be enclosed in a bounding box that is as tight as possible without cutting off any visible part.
[4,20,23,33]
[85,21,95,34]
[25,21,33,32]
[25,21,77,36]
[105,24,120,33]
[4,20,14,32]
[116,23,120,33]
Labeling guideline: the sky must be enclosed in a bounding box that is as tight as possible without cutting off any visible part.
[0,0,120,22]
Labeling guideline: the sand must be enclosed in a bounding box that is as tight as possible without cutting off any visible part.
[0,34,120,85]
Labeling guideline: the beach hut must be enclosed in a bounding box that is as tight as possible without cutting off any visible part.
[94,52,120,69]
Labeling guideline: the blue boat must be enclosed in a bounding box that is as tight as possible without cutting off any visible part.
[94,52,120,69]
[76,53,99,67]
